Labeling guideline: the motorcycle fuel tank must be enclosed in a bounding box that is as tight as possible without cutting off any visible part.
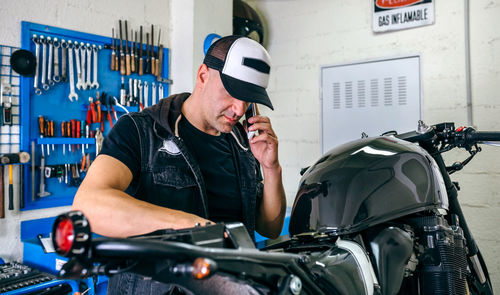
[289,136,448,236]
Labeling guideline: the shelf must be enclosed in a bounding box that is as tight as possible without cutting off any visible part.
[36,137,95,145]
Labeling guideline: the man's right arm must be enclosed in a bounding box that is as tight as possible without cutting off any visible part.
[72,154,211,238]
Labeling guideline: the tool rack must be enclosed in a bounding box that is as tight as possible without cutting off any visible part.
[19,21,170,210]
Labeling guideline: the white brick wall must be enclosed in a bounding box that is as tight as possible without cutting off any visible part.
[249,0,500,292]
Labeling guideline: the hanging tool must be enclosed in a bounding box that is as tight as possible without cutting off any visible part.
[1,83,12,125]
[41,36,49,91]
[111,28,116,71]
[32,35,42,95]
[145,33,150,74]
[67,41,78,102]
[103,93,114,128]
[38,116,45,156]
[8,165,13,210]
[47,37,54,87]
[20,164,24,209]
[61,122,66,155]
[61,39,68,82]
[31,141,35,202]
[95,129,104,156]
[0,166,3,218]
[80,42,87,90]
[50,120,55,152]
[125,20,131,76]
[53,38,61,82]
[139,26,144,76]
[152,82,157,106]
[91,45,100,89]
[74,42,84,91]
[120,76,126,105]
[157,30,163,78]
[131,29,136,73]
[137,80,144,110]
[158,83,164,101]
[119,20,125,75]
[151,25,156,76]
[71,119,76,153]
[37,155,51,197]
[144,81,149,108]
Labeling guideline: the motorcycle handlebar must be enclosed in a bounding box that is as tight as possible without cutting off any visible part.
[465,130,500,143]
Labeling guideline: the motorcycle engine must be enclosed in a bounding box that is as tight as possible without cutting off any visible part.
[366,215,469,295]
[406,215,469,295]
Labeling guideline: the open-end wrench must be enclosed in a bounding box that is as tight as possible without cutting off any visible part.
[74,42,83,90]
[152,82,156,106]
[67,41,78,102]
[61,40,68,82]
[91,45,100,89]
[144,81,149,108]
[158,83,164,101]
[53,38,61,82]
[47,37,54,86]
[85,43,92,89]
[41,36,49,91]
[137,80,143,108]
[128,78,133,106]
[133,79,138,101]
[32,35,42,95]
[80,43,87,90]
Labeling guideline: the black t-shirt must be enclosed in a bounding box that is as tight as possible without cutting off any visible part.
[100,115,243,223]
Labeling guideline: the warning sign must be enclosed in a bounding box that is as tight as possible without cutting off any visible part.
[373,0,434,33]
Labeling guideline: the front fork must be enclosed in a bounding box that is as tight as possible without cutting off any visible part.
[430,149,492,292]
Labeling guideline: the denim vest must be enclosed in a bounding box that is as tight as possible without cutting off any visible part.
[124,94,263,237]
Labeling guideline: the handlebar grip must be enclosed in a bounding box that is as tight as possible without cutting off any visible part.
[467,131,500,143]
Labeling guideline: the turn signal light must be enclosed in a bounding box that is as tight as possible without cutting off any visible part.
[192,257,217,280]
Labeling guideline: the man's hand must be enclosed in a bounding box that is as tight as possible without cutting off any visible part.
[245,113,279,170]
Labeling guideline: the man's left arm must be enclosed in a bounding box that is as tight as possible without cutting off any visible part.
[246,114,287,239]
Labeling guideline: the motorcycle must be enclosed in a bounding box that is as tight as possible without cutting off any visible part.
[52,121,497,295]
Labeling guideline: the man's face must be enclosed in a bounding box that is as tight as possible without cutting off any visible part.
[201,69,250,134]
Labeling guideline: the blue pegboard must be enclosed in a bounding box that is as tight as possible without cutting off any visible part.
[19,21,170,210]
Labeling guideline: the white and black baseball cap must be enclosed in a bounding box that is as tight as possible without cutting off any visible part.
[203,35,273,110]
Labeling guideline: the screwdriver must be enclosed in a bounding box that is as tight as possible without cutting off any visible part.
[139,26,143,76]
[61,122,66,155]
[131,29,136,73]
[111,28,116,71]
[8,164,13,210]
[50,120,55,152]
[119,20,125,76]
[71,119,76,153]
[38,116,45,156]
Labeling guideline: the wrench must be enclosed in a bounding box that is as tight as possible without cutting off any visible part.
[32,35,42,95]
[91,45,100,88]
[85,43,92,89]
[67,41,78,102]
[74,42,83,90]
[144,81,149,108]
[152,82,156,106]
[158,83,164,101]
[61,39,68,82]
[41,36,49,91]
[137,80,143,108]
[47,37,55,86]
[133,79,138,100]
[128,78,133,106]
[53,38,61,82]
[80,43,87,90]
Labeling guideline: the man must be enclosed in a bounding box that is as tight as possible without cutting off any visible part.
[72,35,285,247]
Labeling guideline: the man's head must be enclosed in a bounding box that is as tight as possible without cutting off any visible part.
[203,35,273,110]
[189,36,272,135]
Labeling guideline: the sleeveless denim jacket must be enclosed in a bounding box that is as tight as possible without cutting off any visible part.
[124,93,263,237]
